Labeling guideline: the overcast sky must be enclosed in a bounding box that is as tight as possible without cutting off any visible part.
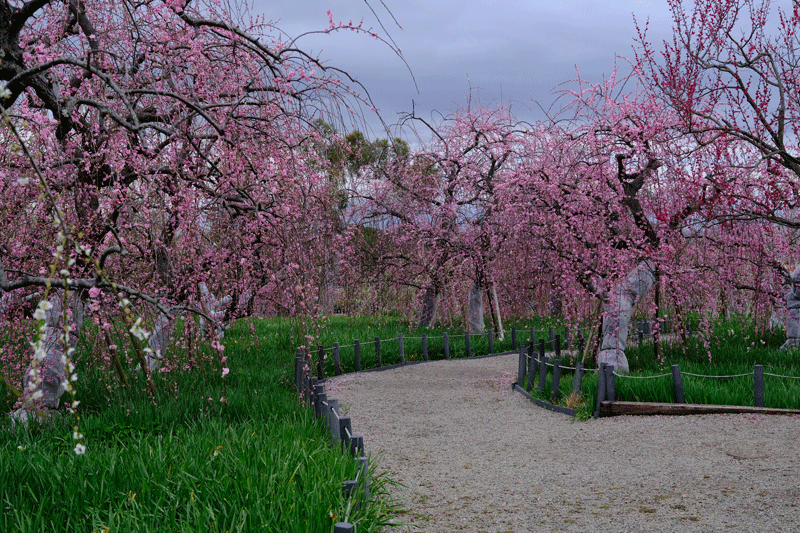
[254,1,677,137]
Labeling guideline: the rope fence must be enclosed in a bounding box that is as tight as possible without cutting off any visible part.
[303,325,588,380]
[293,367,370,533]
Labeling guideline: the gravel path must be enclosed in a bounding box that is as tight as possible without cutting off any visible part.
[325,353,800,532]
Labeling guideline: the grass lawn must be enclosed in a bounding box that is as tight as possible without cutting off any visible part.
[0,317,405,533]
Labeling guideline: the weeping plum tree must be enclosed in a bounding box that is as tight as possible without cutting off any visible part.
[0,0,398,421]
[343,106,525,337]
[636,0,800,347]
[497,70,750,371]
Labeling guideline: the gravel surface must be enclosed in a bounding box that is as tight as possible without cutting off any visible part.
[325,353,800,532]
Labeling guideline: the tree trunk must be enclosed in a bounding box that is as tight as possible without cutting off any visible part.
[467,281,485,334]
[597,260,656,373]
[146,312,176,372]
[487,281,504,341]
[198,282,232,339]
[417,282,440,328]
[15,292,85,423]
[780,265,800,350]
[653,267,661,363]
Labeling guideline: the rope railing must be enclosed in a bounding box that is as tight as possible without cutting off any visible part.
[298,375,369,533]
[306,326,581,378]
[613,372,672,379]
[764,372,800,379]
[681,371,753,378]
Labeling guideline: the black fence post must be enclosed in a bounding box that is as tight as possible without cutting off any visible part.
[313,382,324,416]
[354,340,361,372]
[339,417,352,453]
[754,364,765,407]
[605,365,616,402]
[671,364,685,404]
[517,345,526,388]
[334,522,354,533]
[422,334,429,361]
[551,359,562,402]
[398,333,405,364]
[537,339,547,394]
[526,340,536,393]
[316,392,327,419]
[317,345,325,380]
[511,327,518,351]
[294,349,303,391]
[358,455,370,500]
[548,327,554,350]
[375,337,382,367]
[594,363,607,418]
[333,342,341,376]
[443,332,450,360]
[488,330,494,355]
[555,335,561,359]
[572,362,584,396]
[464,330,471,358]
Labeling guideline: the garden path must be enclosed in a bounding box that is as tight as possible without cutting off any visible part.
[326,353,800,532]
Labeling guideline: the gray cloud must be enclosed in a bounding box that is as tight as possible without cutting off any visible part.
[253,0,674,135]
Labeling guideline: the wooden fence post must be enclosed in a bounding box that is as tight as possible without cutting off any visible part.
[334,521,355,533]
[572,362,584,396]
[671,364,685,404]
[517,345,526,388]
[594,363,607,418]
[605,365,616,402]
[754,365,765,407]
[537,339,547,394]
[551,359,562,402]
[339,417,352,452]
[294,348,303,391]
[398,333,405,364]
[317,345,325,380]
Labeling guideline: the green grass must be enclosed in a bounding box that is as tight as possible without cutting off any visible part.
[616,318,800,409]
[0,318,406,533]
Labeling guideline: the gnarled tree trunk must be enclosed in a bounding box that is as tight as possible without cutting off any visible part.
[417,281,440,328]
[14,292,85,423]
[780,265,800,350]
[596,260,655,373]
[198,282,232,340]
[467,281,485,334]
[146,311,176,372]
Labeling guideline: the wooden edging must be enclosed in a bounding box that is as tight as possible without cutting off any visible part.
[599,401,800,417]
[513,384,576,416]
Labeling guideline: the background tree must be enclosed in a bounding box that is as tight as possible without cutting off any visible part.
[343,105,524,337]
[636,0,800,347]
